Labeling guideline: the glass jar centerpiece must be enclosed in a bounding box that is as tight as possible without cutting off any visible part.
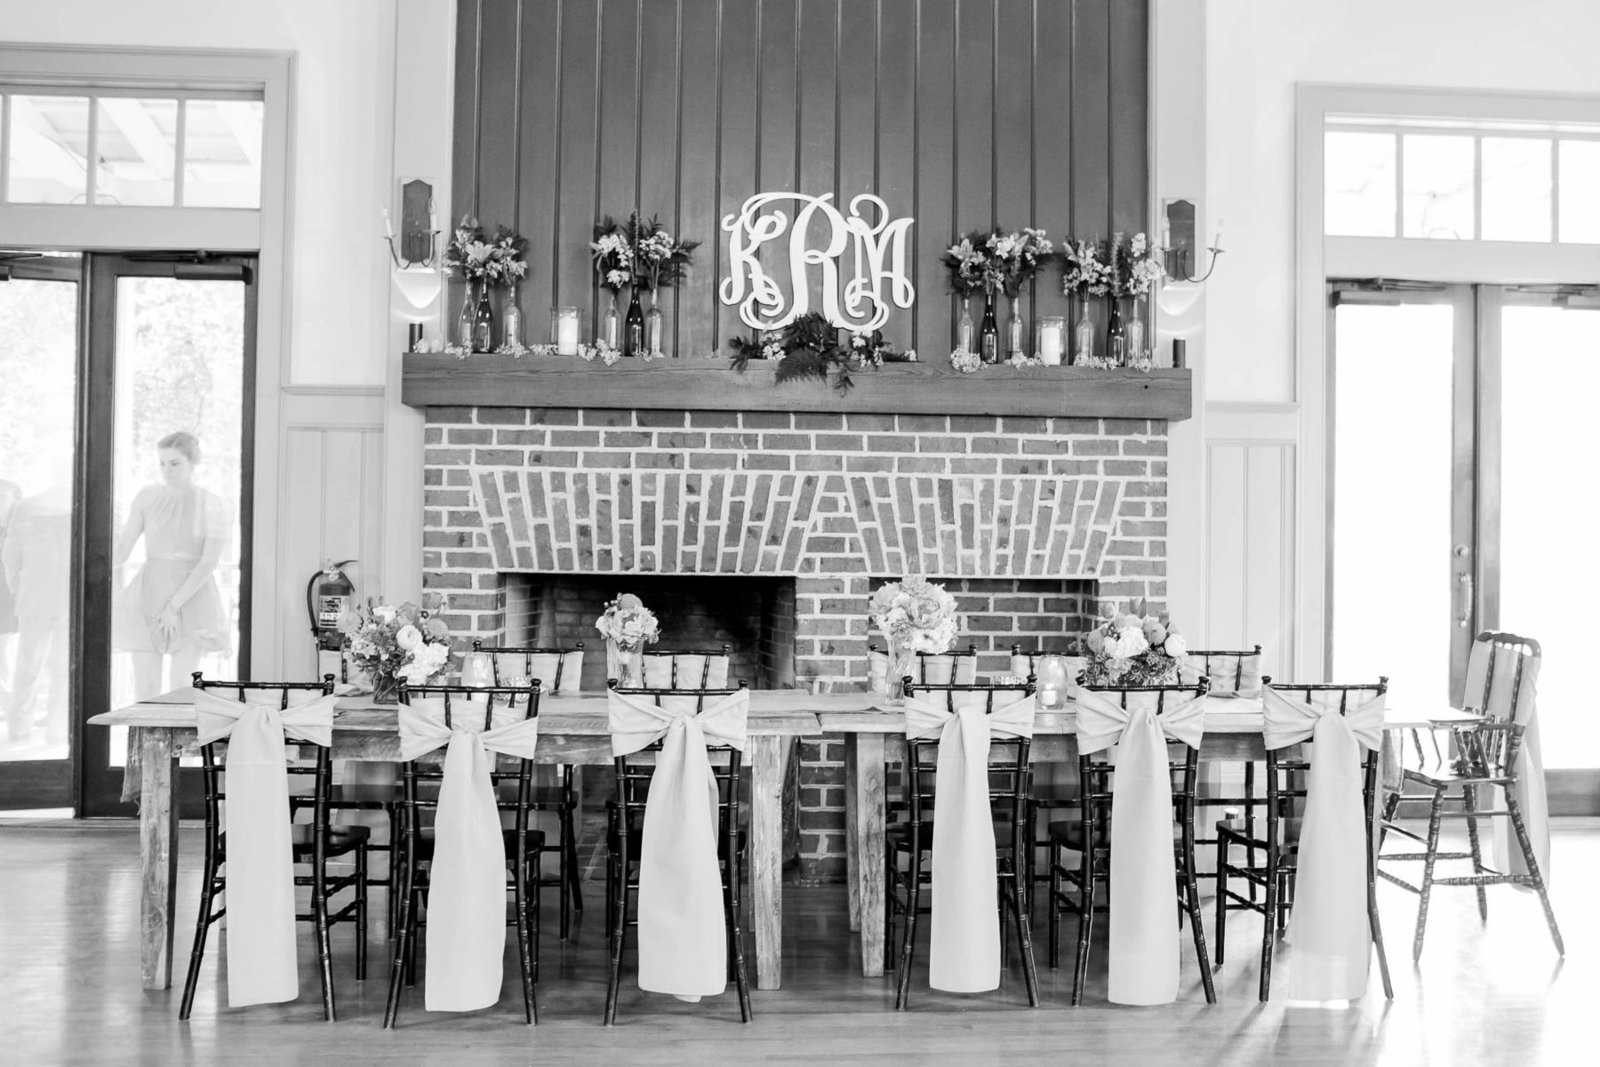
[595,593,660,688]
[868,577,960,707]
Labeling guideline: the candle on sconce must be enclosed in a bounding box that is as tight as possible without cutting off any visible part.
[556,307,581,355]
[381,206,395,239]
[1038,316,1066,366]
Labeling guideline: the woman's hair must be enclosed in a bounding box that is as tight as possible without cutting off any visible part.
[157,431,201,465]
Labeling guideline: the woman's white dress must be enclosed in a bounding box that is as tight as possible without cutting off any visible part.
[114,485,231,656]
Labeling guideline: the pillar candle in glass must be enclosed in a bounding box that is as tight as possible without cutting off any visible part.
[1035,654,1070,709]
[1038,316,1066,366]
[555,306,580,355]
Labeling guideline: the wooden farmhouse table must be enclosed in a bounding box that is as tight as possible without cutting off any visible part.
[91,690,1478,993]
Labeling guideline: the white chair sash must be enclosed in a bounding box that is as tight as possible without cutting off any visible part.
[398,697,541,1012]
[608,689,749,997]
[903,692,1035,993]
[193,687,337,1008]
[1464,643,1550,883]
[1072,686,1205,1006]
[1262,685,1386,1002]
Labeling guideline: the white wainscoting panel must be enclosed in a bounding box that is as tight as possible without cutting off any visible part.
[1205,437,1297,682]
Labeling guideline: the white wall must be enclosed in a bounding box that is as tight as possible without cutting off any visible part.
[1196,0,1600,677]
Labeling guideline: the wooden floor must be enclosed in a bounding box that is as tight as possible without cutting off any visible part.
[0,819,1592,1066]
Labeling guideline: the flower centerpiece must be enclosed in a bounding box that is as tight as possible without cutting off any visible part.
[728,311,900,394]
[444,217,529,354]
[336,597,453,703]
[1101,231,1165,369]
[868,576,961,706]
[594,593,661,687]
[1079,601,1188,687]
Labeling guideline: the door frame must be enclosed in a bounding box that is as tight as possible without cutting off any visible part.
[77,252,259,817]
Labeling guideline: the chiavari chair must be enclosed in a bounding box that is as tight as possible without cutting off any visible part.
[473,639,587,941]
[180,674,370,1022]
[885,678,1040,1010]
[1046,677,1216,1006]
[1378,632,1563,960]
[1213,678,1393,1001]
[604,681,753,1025]
[1011,644,1081,906]
[384,682,545,1027]
[638,643,731,688]
[868,642,980,689]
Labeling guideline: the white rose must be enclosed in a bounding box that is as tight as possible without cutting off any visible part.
[1163,634,1188,659]
[395,624,422,651]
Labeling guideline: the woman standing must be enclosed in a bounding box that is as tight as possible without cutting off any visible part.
[113,431,232,699]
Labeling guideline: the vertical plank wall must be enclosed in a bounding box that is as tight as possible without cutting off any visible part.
[450,0,1149,356]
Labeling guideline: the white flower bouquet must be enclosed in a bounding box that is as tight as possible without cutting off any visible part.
[869,577,961,703]
[594,593,661,652]
[336,597,452,699]
[1080,600,1188,686]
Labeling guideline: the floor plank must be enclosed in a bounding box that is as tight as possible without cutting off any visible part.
[0,818,1593,1065]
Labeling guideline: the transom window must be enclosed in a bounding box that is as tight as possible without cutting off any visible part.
[1,88,263,209]
[1324,115,1600,244]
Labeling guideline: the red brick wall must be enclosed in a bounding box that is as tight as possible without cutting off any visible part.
[422,406,1168,880]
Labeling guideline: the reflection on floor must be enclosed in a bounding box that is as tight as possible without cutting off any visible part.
[0,819,1592,1065]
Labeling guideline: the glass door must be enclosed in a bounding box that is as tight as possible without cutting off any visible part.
[1328,283,1477,711]
[79,254,255,816]
[0,255,82,808]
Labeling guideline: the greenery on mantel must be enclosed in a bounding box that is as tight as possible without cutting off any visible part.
[728,311,909,394]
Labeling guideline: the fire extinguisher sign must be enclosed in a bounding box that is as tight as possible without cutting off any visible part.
[318,595,349,629]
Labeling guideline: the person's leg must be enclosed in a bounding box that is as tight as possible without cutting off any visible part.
[168,645,203,691]
[41,617,69,746]
[8,623,48,741]
[131,652,164,701]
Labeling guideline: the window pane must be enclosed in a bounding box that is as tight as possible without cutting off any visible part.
[1325,131,1397,237]
[6,94,89,204]
[1481,137,1552,242]
[1558,140,1600,244]
[182,99,263,208]
[1402,134,1475,239]
[0,276,80,762]
[94,98,178,207]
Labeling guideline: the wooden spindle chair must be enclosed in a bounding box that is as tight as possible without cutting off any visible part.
[1378,632,1563,960]
[1213,678,1393,1002]
[1046,677,1217,1006]
[179,673,370,1022]
[603,680,753,1025]
[383,681,545,1027]
[885,677,1040,1011]
[473,639,586,941]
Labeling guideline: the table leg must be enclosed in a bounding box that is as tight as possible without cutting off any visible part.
[137,727,180,990]
[849,733,887,977]
[750,734,789,990]
[843,736,860,931]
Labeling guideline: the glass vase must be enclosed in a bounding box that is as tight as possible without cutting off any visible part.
[882,636,914,707]
[1072,293,1095,365]
[502,283,524,350]
[646,292,664,357]
[605,639,644,688]
[624,289,645,356]
[455,286,476,349]
[1105,298,1127,367]
[1008,296,1025,359]
[979,293,1000,364]
[1127,294,1147,367]
[471,281,494,353]
[371,669,400,705]
[603,294,620,348]
[956,299,975,352]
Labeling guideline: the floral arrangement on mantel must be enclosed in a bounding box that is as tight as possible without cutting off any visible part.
[445,217,529,288]
[869,576,961,705]
[1079,600,1189,687]
[590,212,699,292]
[728,311,909,394]
[942,227,1055,299]
[337,597,452,702]
[595,593,661,687]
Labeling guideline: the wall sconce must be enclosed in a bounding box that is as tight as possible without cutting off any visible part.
[384,178,442,345]
[1157,198,1223,318]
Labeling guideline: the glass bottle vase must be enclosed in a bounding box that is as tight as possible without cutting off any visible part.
[956,299,975,352]
[456,285,476,349]
[501,283,524,350]
[1008,295,1025,359]
[471,281,495,352]
[1105,298,1127,367]
[603,294,620,348]
[1072,293,1096,365]
[624,289,645,357]
[979,293,1000,364]
[646,292,664,357]
[1126,294,1147,366]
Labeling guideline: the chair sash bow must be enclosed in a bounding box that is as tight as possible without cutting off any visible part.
[1261,686,1385,1001]
[193,687,337,1007]
[608,689,750,997]
[903,693,1035,993]
[1072,687,1205,1005]
[398,698,541,1012]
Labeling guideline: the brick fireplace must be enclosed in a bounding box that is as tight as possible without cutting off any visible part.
[420,405,1169,881]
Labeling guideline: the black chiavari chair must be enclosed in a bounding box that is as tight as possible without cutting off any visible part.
[1378,633,1563,960]
[473,639,586,941]
[638,643,731,688]
[384,681,544,1027]
[1011,644,1078,906]
[1213,678,1393,1001]
[180,674,369,1022]
[1046,677,1216,1006]
[604,680,753,1025]
[885,678,1040,1011]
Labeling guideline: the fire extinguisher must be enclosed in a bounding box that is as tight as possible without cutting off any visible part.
[307,559,356,680]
